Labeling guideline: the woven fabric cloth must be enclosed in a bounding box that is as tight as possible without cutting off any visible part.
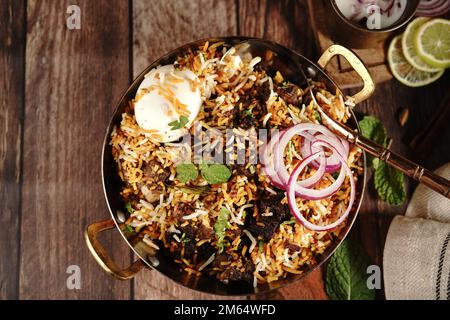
[383,163,450,300]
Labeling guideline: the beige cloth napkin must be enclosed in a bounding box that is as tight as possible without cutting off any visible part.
[383,163,450,300]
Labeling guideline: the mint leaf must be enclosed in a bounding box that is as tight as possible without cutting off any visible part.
[175,163,198,183]
[374,160,406,205]
[359,116,388,146]
[214,207,232,252]
[326,239,375,300]
[168,116,189,130]
[358,115,405,205]
[201,164,231,184]
[359,116,388,166]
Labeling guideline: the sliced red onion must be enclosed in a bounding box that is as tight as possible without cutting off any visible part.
[416,0,450,16]
[260,130,285,187]
[273,124,343,188]
[301,133,349,173]
[287,141,356,232]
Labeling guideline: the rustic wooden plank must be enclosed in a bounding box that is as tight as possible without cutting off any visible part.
[0,0,25,300]
[239,0,317,59]
[133,0,238,74]
[19,0,132,299]
[132,0,242,300]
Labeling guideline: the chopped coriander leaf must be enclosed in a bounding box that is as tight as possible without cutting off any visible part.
[124,225,133,233]
[314,110,322,122]
[125,202,134,214]
[176,163,199,183]
[168,115,189,130]
[244,109,253,117]
[282,218,296,225]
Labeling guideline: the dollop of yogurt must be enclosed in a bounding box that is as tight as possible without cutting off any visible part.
[134,65,202,142]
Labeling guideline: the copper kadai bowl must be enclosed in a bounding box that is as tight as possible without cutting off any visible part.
[85,37,375,296]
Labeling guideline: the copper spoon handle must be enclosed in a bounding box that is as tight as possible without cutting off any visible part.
[315,106,450,199]
[356,135,450,198]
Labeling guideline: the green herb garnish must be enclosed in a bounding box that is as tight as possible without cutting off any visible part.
[200,163,232,184]
[125,202,134,214]
[358,116,405,206]
[258,241,264,253]
[168,115,189,130]
[282,218,296,225]
[244,109,253,117]
[181,233,191,243]
[214,207,232,252]
[326,239,375,300]
[373,159,406,206]
[359,116,388,165]
[287,141,293,161]
[314,110,322,122]
[123,224,134,233]
[175,163,199,183]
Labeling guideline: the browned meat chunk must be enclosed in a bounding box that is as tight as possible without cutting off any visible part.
[257,80,271,104]
[178,221,214,241]
[246,190,291,241]
[285,242,301,253]
[276,82,302,106]
[142,160,170,182]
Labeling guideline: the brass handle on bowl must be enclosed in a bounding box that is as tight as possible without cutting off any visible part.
[85,219,144,280]
[317,44,375,104]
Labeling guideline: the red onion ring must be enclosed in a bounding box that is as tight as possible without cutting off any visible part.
[287,141,356,232]
[273,124,346,187]
[301,133,349,173]
[416,0,450,16]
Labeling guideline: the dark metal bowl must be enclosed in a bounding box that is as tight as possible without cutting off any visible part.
[85,37,373,296]
[325,0,420,48]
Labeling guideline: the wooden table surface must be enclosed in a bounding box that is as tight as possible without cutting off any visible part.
[1,0,449,300]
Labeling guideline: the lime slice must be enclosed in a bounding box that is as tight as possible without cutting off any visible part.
[415,18,450,69]
[388,35,444,87]
[402,17,442,72]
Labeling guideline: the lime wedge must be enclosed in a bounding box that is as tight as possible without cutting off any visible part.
[388,35,444,87]
[415,18,450,69]
[402,17,442,72]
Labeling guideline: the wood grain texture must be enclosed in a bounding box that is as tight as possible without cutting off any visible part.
[239,0,316,58]
[0,0,25,300]
[19,0,132,299]
[132,0,242,300]
[133,0,238,75]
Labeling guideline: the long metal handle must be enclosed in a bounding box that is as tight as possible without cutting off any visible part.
[316,105,450,198]
[85,219,144,280]
[355,135,450,198]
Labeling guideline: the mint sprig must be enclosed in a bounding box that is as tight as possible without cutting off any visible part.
[358,116,405,205]
[200,163,231,184]
[326,239,375,300]
[175,163,198,183]
[373,159,406,205]
[214,207,232,252]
